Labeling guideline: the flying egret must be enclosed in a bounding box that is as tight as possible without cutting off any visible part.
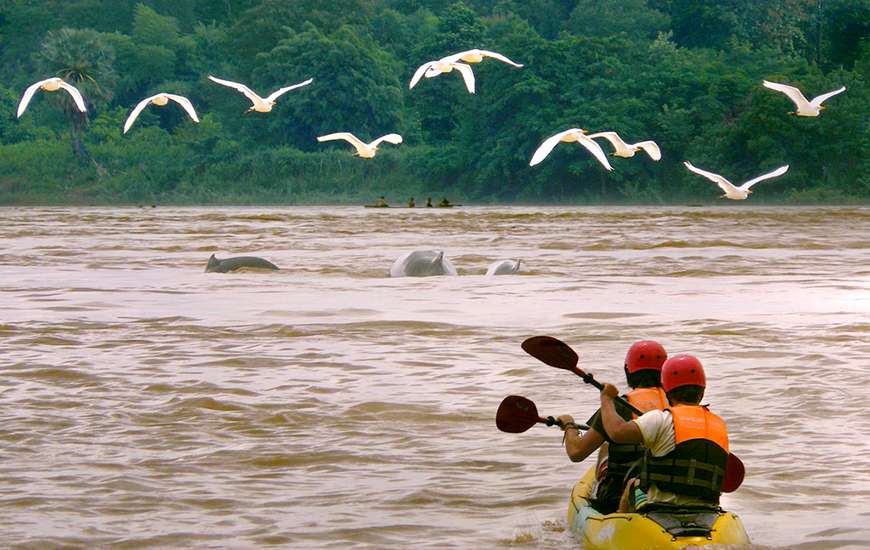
[440,49,523,68]
[684,161,789,200]
[17,77,87,118]
[586,131,661,161]
[529,129,613,171]
[762,80,846,117]
[410,60,476,93]
[316,132,403,158]
[123,93,200,134]
[208,75,313,112]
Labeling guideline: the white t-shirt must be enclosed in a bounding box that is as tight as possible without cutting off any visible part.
[632,409,710,507]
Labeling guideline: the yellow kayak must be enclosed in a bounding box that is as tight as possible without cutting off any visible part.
[567,468,751,549]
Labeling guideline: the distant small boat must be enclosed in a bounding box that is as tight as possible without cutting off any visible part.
[363,204,391,208]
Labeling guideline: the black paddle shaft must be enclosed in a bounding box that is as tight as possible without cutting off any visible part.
[574,369,644,417]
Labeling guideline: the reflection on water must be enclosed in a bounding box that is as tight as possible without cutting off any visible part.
[1,206,869,548]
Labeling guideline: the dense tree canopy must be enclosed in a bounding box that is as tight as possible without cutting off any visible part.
[0,0,866,204]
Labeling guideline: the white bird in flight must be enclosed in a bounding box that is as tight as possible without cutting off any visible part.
[317,132,403,158]
[762,80,846,117]
[17,77,87,118]
[410,60,476,93]
[208,75,313,112]
[684,161,789,200]
[123,93,200,134]
[586,131,661,161]
[529,129,613,171]
[410,49,522,94]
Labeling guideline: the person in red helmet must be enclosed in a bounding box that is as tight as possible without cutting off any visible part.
[556,340,669,514]
[599,354,730,510]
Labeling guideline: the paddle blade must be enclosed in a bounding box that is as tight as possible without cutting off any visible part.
[722,453,745,493]
[496,395,540,433]
[521,336,579,370]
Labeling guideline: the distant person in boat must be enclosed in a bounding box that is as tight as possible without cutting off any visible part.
[375,196,388,207]
[426,197,433,207]
[557,341,668,514]
[599,354,729,511]
[408,197,415,208]
[438,197,452,207]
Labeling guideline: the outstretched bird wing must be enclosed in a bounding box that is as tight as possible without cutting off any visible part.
[739,165,789,191]
[208,76,262,104]
[586,131,629,154]
[265,78,314,103]
[452,62,476,94]
[684,162,738,194]
[123,94,158,134]
[478,49,523,67]
[165,94,200,123]
[634,140,662,161]
[16,80,47,118]
[370,133,403,148]
[56,80,87,113]
[763,80,811,110]
[409,61,436,89]
[530,130,572,166]
[576,135,614,171]
[809,86,846,108]
[530,129,580,166]
[318,132,367,153]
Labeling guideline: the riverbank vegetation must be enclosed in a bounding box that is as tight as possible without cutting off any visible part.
[0,0,867,205]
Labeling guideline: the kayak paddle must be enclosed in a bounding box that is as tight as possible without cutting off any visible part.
[520,335,745,492]
[496,395,589,434]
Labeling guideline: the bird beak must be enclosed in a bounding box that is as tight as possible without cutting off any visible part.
[820,105,827,110]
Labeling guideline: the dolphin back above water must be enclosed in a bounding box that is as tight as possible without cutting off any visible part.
[485,258,521,276]
[205,254,279,273]
[390,250,458,277]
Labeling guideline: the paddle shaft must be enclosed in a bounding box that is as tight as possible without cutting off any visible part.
[541,415,589,431]
[569,366,644,417]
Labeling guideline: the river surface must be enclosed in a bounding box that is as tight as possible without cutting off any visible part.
[1,205,868,549]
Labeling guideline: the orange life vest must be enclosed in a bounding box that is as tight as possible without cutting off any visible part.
[626,387,669,418]
[640,405,729,503]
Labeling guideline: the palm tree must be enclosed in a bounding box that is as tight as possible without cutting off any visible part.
[36,28,117,163]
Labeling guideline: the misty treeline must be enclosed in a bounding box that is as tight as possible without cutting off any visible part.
[0,0,867,204]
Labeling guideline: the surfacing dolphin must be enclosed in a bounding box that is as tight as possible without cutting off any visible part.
[390,250,458,277]
[485,258,521,276]
[205,254,279,273]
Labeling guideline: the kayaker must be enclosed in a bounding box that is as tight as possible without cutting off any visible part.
[599,354,729,511]
[408,197,415,208]
[375,196,388,207]
[556,341,668,514]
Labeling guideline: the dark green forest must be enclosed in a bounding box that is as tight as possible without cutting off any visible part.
[0,0,867,205]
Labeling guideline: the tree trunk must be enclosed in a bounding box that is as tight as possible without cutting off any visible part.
[68,108,90,164]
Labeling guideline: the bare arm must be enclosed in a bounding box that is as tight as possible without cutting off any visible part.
[600,384,643,444]
[558,414,606,462]
[566,427,605,462]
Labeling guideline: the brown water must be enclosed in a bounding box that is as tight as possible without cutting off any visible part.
[1,206,869,549]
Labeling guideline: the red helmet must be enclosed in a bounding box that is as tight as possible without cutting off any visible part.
[624,340,668,374]
[661,354,706,391]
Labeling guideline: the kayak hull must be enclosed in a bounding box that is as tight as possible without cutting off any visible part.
[567,468,751,549]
